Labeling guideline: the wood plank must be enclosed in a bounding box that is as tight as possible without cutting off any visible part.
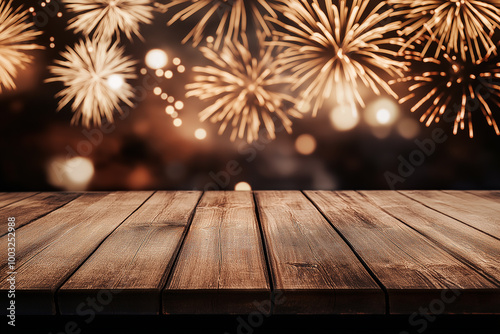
[0,192,152,315]
[361,191,500,284]
[306,191,500,314]
[0,192,37,208]
[465,190,500,202]
[0,192,80,235]
[58,191,202,315]
[402,190,500,239]
[164,192,271,314]
[255,191,384,314]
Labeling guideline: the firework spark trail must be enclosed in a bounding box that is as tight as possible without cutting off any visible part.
[186,34,303,143]
[63,0,155,41]
[0,0,42,93]
[163,0,279,48]
[268,0,405,117]
[47,38,137,127]
[389,0,500,63]
[391,38,500,138]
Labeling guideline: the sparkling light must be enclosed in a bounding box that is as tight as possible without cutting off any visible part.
[0,0,43,93]
[63,0,154,41]
[145,49,167,69]
[389,0,500,62]
[186,34,302,143]
[164,0,279,48]
[46,38,136,127]
[269,0,405,116]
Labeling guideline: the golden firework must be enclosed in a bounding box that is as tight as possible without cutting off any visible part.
[186,35,302,143]
[0,0,42,93]
[389,0,500,62]
[63,0,155,40]
[268,0,405,116]
[164,0,279,48]
[47,38,137,127]
[391,38,500,138]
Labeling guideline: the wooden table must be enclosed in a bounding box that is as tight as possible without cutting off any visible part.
[1,191,499,316]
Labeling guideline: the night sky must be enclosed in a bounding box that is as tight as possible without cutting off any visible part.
[1,0,500,192]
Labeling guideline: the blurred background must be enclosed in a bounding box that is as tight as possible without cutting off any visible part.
[1,0,500,192]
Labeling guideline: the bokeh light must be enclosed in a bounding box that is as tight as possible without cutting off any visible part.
[47,156,95,191]
[295,134,317,155]
[330,105,359,131]
[397,118,421,139]
[173,118,182,127]
[194,128,207,140]
[235,182,252,191]
[145,49,167,69]
[107,74,124,90]
[366,98,399,127]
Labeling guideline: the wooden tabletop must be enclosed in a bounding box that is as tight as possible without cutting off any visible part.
[0,191,499,316]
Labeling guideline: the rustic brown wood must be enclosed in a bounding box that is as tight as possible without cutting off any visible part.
[164,192,271,314]
[0,192,37,208]
[402,190,500,239]
[58,191,202,315]
[0,192,80,235]
[306,191,500,314]
[465,190,500,201]
[255,191,384,314]
[361,191,500,284]
[0,192,152,315]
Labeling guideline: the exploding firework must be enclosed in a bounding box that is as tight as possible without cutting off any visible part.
[389,0,500,62]
[63,0,155,41]
[163,0,279,48]
[268,0,405,116]
[391,38,500,138]
[47,38,137,127]
[0,0,42,93]
[186,35,303,143]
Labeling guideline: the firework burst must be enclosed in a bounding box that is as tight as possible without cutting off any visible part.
[63,0,155,41]
[186,35,303,143]
[268,0,405,117]
[47,38,137,127]
[391,38,500,138]
[389,0,500,62]
[0,0,42,93]
[163,0,279,48]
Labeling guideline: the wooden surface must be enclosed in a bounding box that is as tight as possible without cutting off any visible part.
[1,191,499,316]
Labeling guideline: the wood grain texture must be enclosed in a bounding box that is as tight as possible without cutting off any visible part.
[306,191,500,314]
[164,192,271,314]
[0,192,152,315]
[0,192,37,208]
[401,191,500,239]
[0,192,80,235]
[465,190,500,202]
[58,191,202,315]
[255,191,384,314]
[361,191,500,284]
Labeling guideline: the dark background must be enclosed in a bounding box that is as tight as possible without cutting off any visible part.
[1,0,499,191]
